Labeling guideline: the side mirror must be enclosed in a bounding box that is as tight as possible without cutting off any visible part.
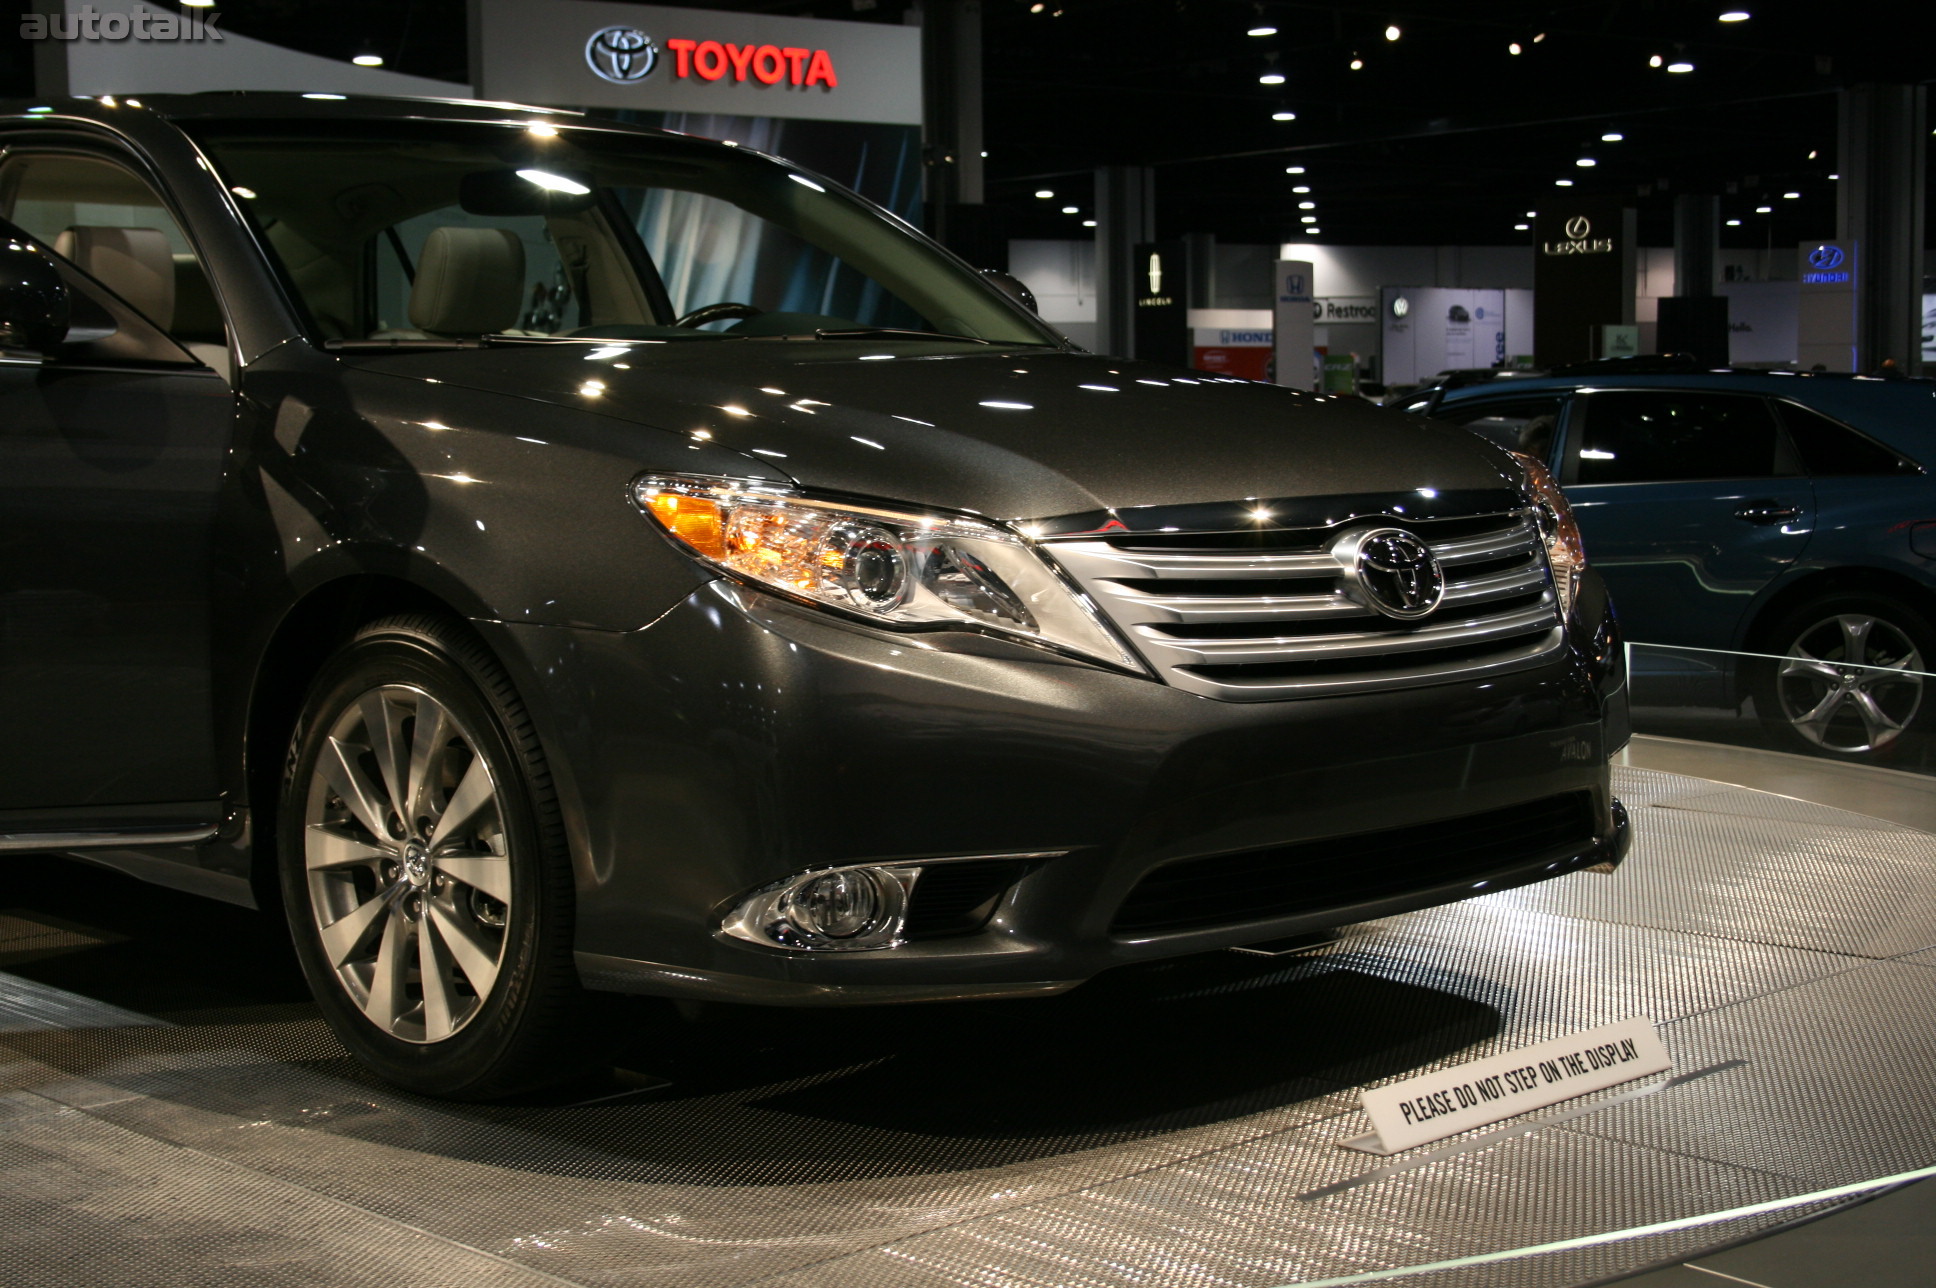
[981,269,1038,315]
[0,231,70,357]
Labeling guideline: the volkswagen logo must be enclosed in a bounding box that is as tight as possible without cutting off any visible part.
[1808,244,1845,270]
[1343,528,1444,620]
[1564,215,1591,240]
[586,26,658,83]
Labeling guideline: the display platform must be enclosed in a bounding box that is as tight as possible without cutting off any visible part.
[4,755,1936,1288]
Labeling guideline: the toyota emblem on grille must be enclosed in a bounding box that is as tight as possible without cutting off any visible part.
[1347,528,1445,619]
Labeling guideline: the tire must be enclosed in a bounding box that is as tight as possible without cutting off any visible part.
[1751,593,1936,763]
[278,613,584,1098]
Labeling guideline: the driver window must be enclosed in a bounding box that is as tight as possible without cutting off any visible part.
[0,152,230,377]
[372,208,576,338]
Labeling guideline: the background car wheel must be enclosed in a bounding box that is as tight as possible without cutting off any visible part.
[280,614,583,1098]
[1752,593,1936,762]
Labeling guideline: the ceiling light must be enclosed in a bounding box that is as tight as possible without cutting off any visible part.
[1602,132,1624,142]
[1272,111,1297,121]
[1783,191,1800,199]
[352,53,384,67]
[1029,3,1044,11]
[1035,189,1054,199]
[1533,32,1547,42]
[1726,218,1742,226]
[1285,166,1306,174]
[1384,24,1401,40]
[1829,173,1839,180]
[1300,215,1317,223]
[1293,185,1311,193]
[1555,178,1575,187]
[1061,205,1078,214]
[1576,157,1596,167]
[1306,228,1321,236]
[1718,10,1750,20]
[1298,201,1316,209]
[1259,73,1286,84]
[1667,61,1694,72]
[1349,57,1364,70]
[1248,25,1277,36]
[1649,54,1664,67]
[1755,205,1772,213]
[1508,42,1522,55]
[1514,223,1529,231]
[1082,220,1096,227]
[1525,210,1537,217]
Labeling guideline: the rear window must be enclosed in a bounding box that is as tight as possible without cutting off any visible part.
[1775,401,1919,476]
[1573,391,1792,484]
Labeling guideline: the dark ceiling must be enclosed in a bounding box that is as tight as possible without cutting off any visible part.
[4,0,1925,252]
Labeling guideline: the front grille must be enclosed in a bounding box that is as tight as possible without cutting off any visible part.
[1110,792,1595,935]
[1048,509,1564,701]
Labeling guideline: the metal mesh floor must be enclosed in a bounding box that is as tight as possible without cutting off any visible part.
[3,765,1934,1288]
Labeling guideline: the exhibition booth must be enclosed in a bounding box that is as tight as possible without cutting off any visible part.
[3,4,1933,1288]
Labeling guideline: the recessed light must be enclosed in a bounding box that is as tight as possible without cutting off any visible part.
[1555,179,1575,187]
[1285,166,1306,174]
[1300,215,1317,223]
[1248,25,1277,36]
[1034,189,1054,199]
[1726,218,1742,226]
[1082,220,1096,227]
[1718,10,1750,20]
[1508,42,1522,55]
[1576,157,1597,167]
[1829,173,1839,180]
[1061,206,1078,214]
[1514,223,1529,230]
[352,54,384,67]
[1525,210,1537,217]
[1783,191,1800,199]
[1272,111,1297,121]
[1298,201,1316,209]
[1259,73,1286,85]
[1667,61,1695,72]
[1384,24,1401,40]
[1349,57,1364,70]
[1293,186,1311,193]
[1649,54,1664,67]
[1602,132,1624,142]
[1755,205,1772,213]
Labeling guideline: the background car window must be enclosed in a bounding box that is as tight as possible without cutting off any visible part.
[1432,395,1564,461]
[0,152,228,372]
[373,207,575,337]
[1574,391,1791,485]
[1774,401,1919,476]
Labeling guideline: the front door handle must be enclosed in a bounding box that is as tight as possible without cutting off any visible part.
[1734,501,1803,525]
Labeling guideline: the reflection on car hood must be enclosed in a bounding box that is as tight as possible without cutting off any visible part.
[350,340,1519,524]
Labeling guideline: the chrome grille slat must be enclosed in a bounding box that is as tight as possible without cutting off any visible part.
[1145,603,1557,664]
[1047,507,1566,702]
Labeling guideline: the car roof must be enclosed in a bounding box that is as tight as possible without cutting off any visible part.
[1433,370,1936,454]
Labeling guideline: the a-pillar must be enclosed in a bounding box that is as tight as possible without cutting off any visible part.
[920,0,987,261]
[1839,84,1927,374]
[1095,165,1155,359]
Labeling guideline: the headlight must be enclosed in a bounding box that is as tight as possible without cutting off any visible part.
[634,474,1140,670]
[1510,451,1586,618]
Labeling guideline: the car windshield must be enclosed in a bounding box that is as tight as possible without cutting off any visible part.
[188,118,1063,350]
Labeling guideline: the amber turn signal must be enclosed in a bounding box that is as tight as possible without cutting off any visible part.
[642,492,727,558]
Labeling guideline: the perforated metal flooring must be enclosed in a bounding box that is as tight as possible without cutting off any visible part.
[4,765,1935,1288]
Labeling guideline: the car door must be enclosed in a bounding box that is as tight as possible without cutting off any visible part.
[0,152,231,815]
[1559,388,1813,650]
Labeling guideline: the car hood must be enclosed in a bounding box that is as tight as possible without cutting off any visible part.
[350,340,1521,526]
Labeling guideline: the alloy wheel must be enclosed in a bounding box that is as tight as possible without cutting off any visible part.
[1774,613,1927,754]
[302,684,513,1044]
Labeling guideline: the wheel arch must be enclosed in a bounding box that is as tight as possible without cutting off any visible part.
[1742,565,1936,655]
[242,574,475,907]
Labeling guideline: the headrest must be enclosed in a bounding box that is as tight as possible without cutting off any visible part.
[55,226,175,329]
[410,227,525,335]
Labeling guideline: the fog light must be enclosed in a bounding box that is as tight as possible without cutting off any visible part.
[785,870,886,939]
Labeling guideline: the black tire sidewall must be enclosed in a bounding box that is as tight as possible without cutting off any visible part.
[278,620,570,1096]
[1752,593,1936,762]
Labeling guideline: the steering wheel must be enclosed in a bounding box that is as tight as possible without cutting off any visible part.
[674,301,763,329]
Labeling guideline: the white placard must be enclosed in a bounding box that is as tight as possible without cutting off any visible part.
[1348,1017,1672,1155]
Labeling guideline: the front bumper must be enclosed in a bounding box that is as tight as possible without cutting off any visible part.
[479,567,1630,1005]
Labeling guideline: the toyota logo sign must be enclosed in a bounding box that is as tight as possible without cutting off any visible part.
[586,26,658,83]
